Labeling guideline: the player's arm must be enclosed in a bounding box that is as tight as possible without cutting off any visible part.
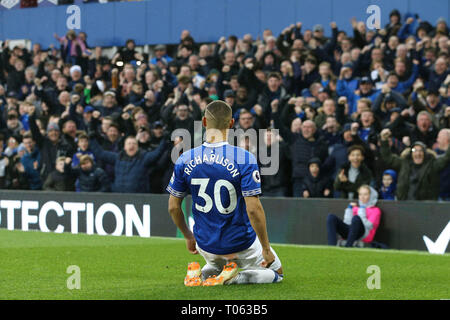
[244,195,275,268]
[168,195,198,254]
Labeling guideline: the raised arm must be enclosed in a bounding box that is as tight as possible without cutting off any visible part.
[433,144,450,173]
[400,60,420,91]
[28,112,45,148]
[143,139,167,167]
[271,103,293,144]
[89,138,118,165]
[379,129,403,171]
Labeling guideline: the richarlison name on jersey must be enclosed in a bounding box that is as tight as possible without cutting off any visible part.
[184,153,240,177]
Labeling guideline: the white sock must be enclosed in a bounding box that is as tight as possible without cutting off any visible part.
[226,269,282,285]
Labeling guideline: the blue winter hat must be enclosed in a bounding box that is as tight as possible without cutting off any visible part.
[84,106,94,113]
[383,169,397,183]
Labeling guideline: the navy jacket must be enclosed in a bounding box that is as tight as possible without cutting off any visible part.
[89,138,166,193]
[21,148,42,190]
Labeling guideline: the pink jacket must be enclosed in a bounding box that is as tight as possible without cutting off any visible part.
[351,206,381,243]
[343,186,382,243]
[57,35,86,57]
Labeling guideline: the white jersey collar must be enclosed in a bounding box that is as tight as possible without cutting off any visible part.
[203,141,229,148]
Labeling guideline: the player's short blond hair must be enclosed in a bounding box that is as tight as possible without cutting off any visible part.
[204,100,232,130]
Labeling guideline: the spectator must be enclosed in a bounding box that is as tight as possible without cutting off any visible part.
[380,128,450,200]
[234,107,265,132]
[68,65,84,90]
[257,72,290,127]
[71,133,95,168]
[3,135,20,158]
[273,99,328,197]
[301,157,332,198]
[322,122,366,181]
[321,115,342,150]
[28,107,62,181]
[89,135,167,193]
[314,98,338,129]
[260,129,289,197]
[54,30,86,65]
[337,62,359,99]
[425,57,449,92]
[112,39,144,65]
[136,126,153,151]
[64,155,110,192]
[6,59,26,95]
[3,111,24,140]
[373,87,408,125]
[334,144,373,200]
[43,156,74,191]
[326,185,381,247]
[379,169,397,200]
[97,90,122,117]
[58,119,78,158]
[5,154,29,190]
[434,128,450,201]
[337,76,381,115]
[149,44,173,66]
[356,109,380,147]
[409,111,439,148]
[34,75,70,114]
[384,60,420,95]
[161,97,202,141]
[280,59,301,95]
[20,133,42,190]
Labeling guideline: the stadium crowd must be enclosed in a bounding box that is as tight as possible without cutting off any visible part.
[0,10,449,201]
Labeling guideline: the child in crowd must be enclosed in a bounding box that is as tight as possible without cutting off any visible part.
[72,133,95,168]
[326,184,382,247]
[65,155,110,192]
[334,144,373,200]
[301,157,332,198]
[43,156,74,191]
[379,169,397,200]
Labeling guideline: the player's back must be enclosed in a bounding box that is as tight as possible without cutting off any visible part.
[167,141,262,255]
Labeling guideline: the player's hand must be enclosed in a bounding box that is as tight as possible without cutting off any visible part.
[185,235,198,255]
[261,248,275,268]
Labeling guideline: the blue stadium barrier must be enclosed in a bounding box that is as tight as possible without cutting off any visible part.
[0,0,448,48]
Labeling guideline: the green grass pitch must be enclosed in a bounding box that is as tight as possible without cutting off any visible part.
[0,229,448,300]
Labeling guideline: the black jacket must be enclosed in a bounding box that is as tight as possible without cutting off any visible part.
[65,163,110,192]
[260,141,289,194]
[43,170,74,191]
[28,114,64,181]
[333,162,373,199]
[273,111,329,179]
[301,172,333,198]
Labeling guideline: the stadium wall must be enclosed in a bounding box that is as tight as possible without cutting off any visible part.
[0,0,448,49]
[0,190,449,253]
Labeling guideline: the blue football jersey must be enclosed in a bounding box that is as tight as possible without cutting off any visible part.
[166,141,262,255]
